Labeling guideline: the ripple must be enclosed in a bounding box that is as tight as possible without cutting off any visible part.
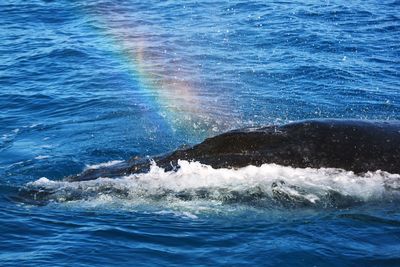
[1,0,400,265]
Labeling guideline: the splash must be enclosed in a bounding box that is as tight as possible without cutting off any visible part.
[20,161,400,213]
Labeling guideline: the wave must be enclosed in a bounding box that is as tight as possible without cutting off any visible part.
[18,161,400,211]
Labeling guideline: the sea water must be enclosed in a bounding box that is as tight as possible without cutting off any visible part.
[1,0,399,266]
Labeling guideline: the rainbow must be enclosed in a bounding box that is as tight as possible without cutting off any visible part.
[86,4,228,137]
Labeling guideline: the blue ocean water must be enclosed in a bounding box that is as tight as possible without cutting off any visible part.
[1,0,400,266]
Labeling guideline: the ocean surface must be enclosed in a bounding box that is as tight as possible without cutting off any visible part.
[1,0,400,266]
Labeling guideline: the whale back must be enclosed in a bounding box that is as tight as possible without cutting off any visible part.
[68,120,400,182]
[155,120,400,173]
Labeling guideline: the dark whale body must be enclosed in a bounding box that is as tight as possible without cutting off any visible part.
[68,119,400,182]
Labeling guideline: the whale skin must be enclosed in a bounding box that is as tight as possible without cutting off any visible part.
[67,119,400,182]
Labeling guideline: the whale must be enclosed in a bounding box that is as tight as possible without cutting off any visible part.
[67,119,400,182]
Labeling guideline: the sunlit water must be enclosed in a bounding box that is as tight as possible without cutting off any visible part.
[1,0,400,266]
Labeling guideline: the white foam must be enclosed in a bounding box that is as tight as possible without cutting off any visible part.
[84,160,124,170]
[26,161,400,211]
[33,177,52,184]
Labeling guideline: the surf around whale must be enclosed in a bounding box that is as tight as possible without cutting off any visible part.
[17,119,400,208]
[69,119,400,182]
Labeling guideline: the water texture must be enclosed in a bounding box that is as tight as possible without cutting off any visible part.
[0,0,399,266]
